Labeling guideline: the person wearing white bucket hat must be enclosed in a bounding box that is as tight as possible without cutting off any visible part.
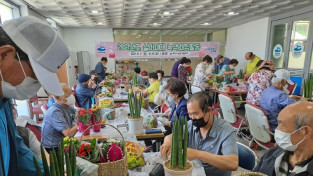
[0,16,70,175]
[260,69,308,132]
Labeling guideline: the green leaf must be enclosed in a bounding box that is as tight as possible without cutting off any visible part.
[33,156,43,176]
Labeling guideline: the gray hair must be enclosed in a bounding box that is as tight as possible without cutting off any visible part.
[294,112,313,129]
[271,76,284,84]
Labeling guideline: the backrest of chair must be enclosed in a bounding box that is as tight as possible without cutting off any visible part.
[212,109,222,119]
[41,104,48,116]
[218,93,237,123]
[72,85,81,108]
[237,142,256,170]
[287,81,297,95]
[245,103,272,143]
[290,76,302,95]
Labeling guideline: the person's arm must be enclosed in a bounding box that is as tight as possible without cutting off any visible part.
[62,124,78,137]
[223,70,235,75]
[77,86,94,97]
[160,134,172,159]
[187,149,238,171]
[278,93,297,108]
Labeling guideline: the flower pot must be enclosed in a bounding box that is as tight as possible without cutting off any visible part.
[93,120,102,132]
[128,116,143,134]
[163,160,193,176]
[78,121,90,135]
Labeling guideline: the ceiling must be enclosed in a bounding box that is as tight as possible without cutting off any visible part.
[20,0,313,28]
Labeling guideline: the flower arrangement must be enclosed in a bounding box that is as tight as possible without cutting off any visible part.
[76,108,92,125]
[212,74,224,83]
[63,136,80,151]
[91,105,102,122]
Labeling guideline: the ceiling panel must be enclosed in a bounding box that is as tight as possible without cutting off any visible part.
[22,0,313,28]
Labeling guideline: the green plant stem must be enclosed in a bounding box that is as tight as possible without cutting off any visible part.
[40,145,50,176]
[183,116,188,167]
[177,120,183,169]
[33,156,43,176]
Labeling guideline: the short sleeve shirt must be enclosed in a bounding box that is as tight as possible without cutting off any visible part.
[41,102,75,148]
[187,116,238,176]
[147,80,161,103]
[246,56,261,75]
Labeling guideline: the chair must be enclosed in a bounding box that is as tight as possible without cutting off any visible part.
[218,93,248,134]
[290,76,302,95]
[40,103,49,116]
[28,95,48,123]
[72,85,81,109]
[237,142,257,170]
[286,81,297,95]
[244,103,275,149]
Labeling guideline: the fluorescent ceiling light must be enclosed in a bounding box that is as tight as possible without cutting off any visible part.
[150,22,161,26]
[92,10,98,14]
[160,11,174,16]
[200,22,212,26]
[98,22,103,25]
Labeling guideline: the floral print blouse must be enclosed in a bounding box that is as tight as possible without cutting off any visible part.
[192,62,209,90]
[178,64,187,84]
[247,70,274,106]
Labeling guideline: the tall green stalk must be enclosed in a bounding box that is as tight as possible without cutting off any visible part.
[133,74,137,86]
[128,89,142,118]
[170,117,188,170]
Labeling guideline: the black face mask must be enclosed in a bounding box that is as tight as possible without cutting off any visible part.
[192,113,209,132]
[94,77,99,83]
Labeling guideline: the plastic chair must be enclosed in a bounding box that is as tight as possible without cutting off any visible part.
[28,95,48,122]
[290,76,302,95]
[218,93,248,134]
[40,103,48,116]
[237,142,257,170]
[72,85,81,109]
[244,103,275,149]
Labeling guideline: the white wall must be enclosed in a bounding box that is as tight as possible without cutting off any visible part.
[63,28,115,73]
[225,17,269,72]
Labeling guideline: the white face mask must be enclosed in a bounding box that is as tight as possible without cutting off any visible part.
[274,128,304,151]
[62,94,76,106]
[167,95,175,105]
[0,53,41,100]
[229,65,234,69]
[247,60,252,63]
[158,77,161,81]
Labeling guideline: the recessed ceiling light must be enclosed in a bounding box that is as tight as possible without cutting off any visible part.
[224,11,239,16]
[200,22,212,26]
[150,22,161,26]
[160,11,174,16]
[92,10,98,14]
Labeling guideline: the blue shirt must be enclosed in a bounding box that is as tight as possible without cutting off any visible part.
[0,98,44,176]
[260,85,296,131]
[171,60,181,78]
[218,64,235,84]
[46,97,55,108]
[42,102,75,148]
[76,83,94,109]
[215,57,230,73]
[95,62,106,82]
[188,116,238,176]
[169,97,190,129]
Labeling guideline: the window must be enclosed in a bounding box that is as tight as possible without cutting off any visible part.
[0,3,13,24]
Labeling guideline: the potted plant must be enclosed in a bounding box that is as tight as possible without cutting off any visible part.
[132,74,137,87]
[163,117,193,176]
[33,140,77,176]
[128,89,143,134]
[304,73,313,100]
[76,108,92,135]
[212,75,224,89]
[237,69,244,83]
[91,105,102,132]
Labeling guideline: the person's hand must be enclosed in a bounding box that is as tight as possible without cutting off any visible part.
[187,148,199,161]
[72,122,77,126]
[159,117,169,127]
[244,74,249,79]
[160,142,171,160]
[164,108,172,118]
[230,71,236,74]
[300,97,309,101]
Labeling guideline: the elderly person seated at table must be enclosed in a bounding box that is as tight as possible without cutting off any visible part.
[254,101,313,176]
[260,69,307,132]
[141,72,161,109]
[218,59,238,84]
[134,67,146,86]
[161,92,238,176]
[246,60,275,106]
[159,79,190,135]
[42,83,78,153]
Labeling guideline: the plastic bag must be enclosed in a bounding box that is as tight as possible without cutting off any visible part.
[126,141,145,169]
[143,114,158,129]
[76,157,98,176]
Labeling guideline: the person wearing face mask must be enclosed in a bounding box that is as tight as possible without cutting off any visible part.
[134,67,146,86]
[178,59,189,84]
[141,72,161,109]
[0,16,71,175]
[76,74,105,109]
[243,52,261,79]
[159,79,190,135]
[89,70,99,85]
[171,57,189,78]
[42,84,78,154]
[218,59,239,84]
[95,57,108,82]
[254,101,313,176]
[260,69,307,132]
[161,92,238,176]
[192,55,214,93]
[215,54,230,73]
[156,70,165,85]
